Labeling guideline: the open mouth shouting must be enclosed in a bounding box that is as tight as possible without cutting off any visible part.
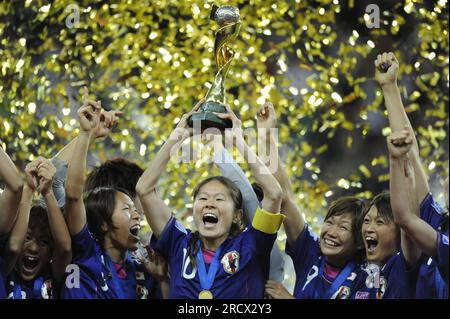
[129,223,141,241]
[202,212,219,229]
[365,236,378,253]
[22,255,40,276]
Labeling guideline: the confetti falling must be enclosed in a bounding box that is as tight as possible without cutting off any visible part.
[0,0,448,289]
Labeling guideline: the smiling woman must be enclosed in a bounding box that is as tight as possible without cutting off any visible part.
[284,196,367,299]
[258,103,369,300]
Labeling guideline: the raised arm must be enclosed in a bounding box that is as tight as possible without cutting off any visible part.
[207,133,260,222]
[65,87,101,236]
[38,158,72,282]
[46,109,123,207]
[0,146,24,235]
[207,131,286,281]
[256,103,304,246]
[0,147,23,192]
[388,127,424,266]
[54,109,123,164]
[38,158,68,209]
[136,100,204,238]
[215,104,282,214]
[375,52,429,204]
[4,160,40,273]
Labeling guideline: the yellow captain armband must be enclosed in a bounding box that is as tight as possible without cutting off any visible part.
[252,208,286,234]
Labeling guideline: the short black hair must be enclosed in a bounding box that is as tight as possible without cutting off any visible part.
[252,183,264,202]
[84,187,132,247]
[85,158,143,198]
[29,205,52,244]
[366,192,394,223]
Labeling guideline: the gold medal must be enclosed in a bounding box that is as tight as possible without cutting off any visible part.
[198,290,213,299]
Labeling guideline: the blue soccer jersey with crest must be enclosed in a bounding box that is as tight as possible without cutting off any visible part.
[153,208,284,299]
[287,225,361,299]
[0,233,8,299]
[60,224,157,299]
[416,193,448,299]
[351,251,418,299]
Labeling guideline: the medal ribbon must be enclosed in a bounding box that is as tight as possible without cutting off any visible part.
[314,258,356,299]
[195,240,224,293]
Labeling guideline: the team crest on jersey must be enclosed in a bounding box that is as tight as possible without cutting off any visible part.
[221,251,240,275]
[332,286,351,299]
[41,279,53,299]
[136,285,149,299]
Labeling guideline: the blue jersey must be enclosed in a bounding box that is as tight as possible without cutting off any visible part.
[437,232,449,297]
[420,193,447,230]
[60,224,157,299]
[287,225,360,299]
[0,233,8,299]
[7,272,54,299]
[352,252,418,299]
[153,208,283,299]
[416,193,448,299]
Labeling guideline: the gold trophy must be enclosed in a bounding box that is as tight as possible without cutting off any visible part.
[189,4,241,130]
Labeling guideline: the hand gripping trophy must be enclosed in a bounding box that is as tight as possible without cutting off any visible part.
[188,5,241,131]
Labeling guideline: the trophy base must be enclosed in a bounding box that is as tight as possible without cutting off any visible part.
[188,101,232,131]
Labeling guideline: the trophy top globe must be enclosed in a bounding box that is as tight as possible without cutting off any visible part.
[214,6,240,27]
